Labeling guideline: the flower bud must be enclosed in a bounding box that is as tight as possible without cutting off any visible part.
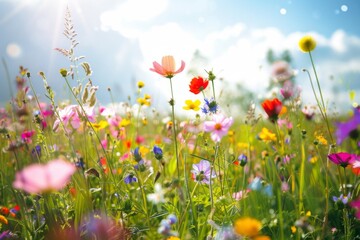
[237,154,248,167]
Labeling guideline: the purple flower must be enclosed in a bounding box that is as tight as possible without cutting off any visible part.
[31,145,41,158]
[134,160,146,171]
[333,193,351,204]
[335,108,360,145]
[235,154,248,166]
[191,160,216,184]
[124,174,137,184]
[328,152,356,168]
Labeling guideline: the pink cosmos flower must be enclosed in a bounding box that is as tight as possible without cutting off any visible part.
[204,114,233,142]
[150,55,185,78]
[232,190,249,201]
[13,159,76,194]
[53,105,95,132]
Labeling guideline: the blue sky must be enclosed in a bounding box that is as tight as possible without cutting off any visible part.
[1,0,360,114]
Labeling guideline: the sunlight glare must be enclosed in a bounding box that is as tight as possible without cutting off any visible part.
[6,43,22,58]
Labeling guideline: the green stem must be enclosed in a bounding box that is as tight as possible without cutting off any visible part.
[319,145,330,239]
[134,170,150,224]
[169,77,180,179]
[299,136,306,215]
[277,188,285,240]
[179,182,199,230]
[306,52,335,145]
[211,80,216,101]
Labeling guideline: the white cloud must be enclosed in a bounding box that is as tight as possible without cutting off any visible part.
[99,7,360,114]
[100,0,168,38]
[330,30,347,53]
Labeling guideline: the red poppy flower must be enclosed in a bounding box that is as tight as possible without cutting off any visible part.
[189,76,209,94]
[261,98,283,122]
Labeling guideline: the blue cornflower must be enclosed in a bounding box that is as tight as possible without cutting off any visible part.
[201,98,218,114]
[133,147,142,162]
[124,174,138,184]
[153,146,163,160]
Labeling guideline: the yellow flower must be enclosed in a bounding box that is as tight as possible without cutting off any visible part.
[291,226,297,233]
[258,128,277,142]
[139,146,150,156]
[137,97,151,106]
[167,237,180,240]
[234,217,262,237]
[144,94,151,100]
[119,118,131,127]
[137,81,145,88]
[0,215,8,225]
[299,35,316,52]
[183,99,201,111]
[89,120,109,131]
[309,156,318,164]
[142,117,148,125]
[306,211,311,217]
[315,134,328,145]
[59,68,68,77]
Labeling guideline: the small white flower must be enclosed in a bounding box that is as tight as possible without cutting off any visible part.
[147,183,165,204]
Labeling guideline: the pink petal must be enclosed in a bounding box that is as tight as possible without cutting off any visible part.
[174,60,186,74]
[203,121,216,132]
[150,61,166,75]
[13,164,48,194]
[46,159,76,191]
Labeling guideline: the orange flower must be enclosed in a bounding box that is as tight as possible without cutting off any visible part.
[234,217,262,237]
[261,98,283,122]
[150,55,185,78]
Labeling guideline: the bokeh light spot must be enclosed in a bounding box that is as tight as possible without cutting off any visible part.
[6,43,22,58]
[280,8,287,15]
[341,5,348,12]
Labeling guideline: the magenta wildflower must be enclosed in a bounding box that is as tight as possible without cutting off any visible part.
[191,160,216,184]
[350,198,360,219]
[327,152,356,168]
[21,130,35,144]
[203,114,233,142]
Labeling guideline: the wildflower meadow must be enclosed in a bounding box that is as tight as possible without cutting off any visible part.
[2,6,360,240]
